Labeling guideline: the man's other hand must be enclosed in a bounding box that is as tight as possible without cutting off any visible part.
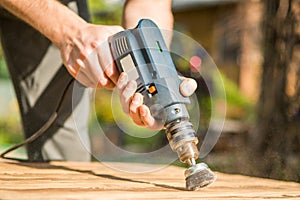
[117,72,197,130]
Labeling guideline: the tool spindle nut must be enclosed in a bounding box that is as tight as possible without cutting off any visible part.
[176,142,199,163]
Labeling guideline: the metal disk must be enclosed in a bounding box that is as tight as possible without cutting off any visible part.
[185,163,217,191]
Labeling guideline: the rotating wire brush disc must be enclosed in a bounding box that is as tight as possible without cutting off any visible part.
[185,163,217,191]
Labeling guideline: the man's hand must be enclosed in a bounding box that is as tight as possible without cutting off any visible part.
[0,0,124,88]
[60,23,124,88]
[117,72,197,130]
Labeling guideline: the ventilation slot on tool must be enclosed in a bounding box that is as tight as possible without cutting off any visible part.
[115,37,129,56]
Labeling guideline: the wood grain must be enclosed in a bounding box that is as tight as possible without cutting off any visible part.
[0,159,299,199]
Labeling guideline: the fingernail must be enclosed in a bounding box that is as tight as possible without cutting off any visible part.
[181,81,192,96]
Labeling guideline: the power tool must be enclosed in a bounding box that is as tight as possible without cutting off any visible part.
[108,19,216,190]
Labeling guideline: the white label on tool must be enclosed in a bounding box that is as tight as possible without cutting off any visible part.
[120,54,139,80]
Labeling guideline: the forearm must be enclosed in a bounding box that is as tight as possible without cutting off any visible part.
[122,0,173,30]
[0,0,87,48]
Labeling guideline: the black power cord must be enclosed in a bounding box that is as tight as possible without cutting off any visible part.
[0,78,75,162]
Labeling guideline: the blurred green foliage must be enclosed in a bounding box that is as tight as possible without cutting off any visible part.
[0,47,9,79]
[0,79,22,145]
[220,74,254,121]
[88,0,122,25]
[0,120,23,144]
[0,45,22,147]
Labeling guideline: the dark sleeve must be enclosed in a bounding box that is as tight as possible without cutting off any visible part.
[75,0,91,22]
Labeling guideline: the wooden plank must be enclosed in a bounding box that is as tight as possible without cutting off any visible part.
[0,159,300,199]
